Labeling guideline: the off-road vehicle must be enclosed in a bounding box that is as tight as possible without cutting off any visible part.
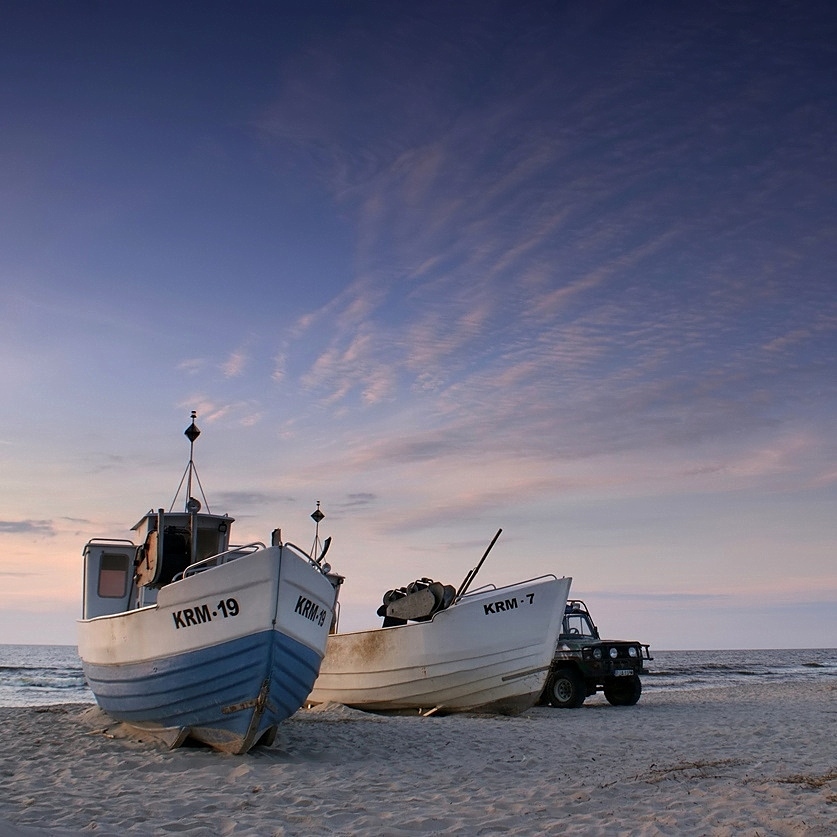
[541,600,652,708]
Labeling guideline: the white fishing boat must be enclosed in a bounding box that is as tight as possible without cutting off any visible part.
[77,413,342,753]
[308,531,572,715]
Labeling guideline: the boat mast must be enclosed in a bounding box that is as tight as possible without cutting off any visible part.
[184,412,202,567]
[310,501,325,559]
[168,412,212,567]
[184,411,201,510]
[169,411,211,514]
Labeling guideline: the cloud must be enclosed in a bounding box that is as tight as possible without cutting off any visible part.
[87,453,130,474]
[590,590,732,604]
[323,493,378,518]
[272,352,286,383]
[143,3,837,519]
[0,520,55,536]
[239,411,263,427]
[221,350,247,378]
[211,491,287,509]
[177,398,250,425]
[302,327,399,405]
[181,400,230,422]
[341,493,377,508]
[177,358,204,374]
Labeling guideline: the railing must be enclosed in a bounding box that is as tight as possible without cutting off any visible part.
[460,582,497,596]
[178,542,266,579]
[173,539,329,582]
[283,541,324,569]
[458,574,562,599]
[84,537,136,549]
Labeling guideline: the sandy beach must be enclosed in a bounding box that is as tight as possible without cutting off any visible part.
[0,681,834,836]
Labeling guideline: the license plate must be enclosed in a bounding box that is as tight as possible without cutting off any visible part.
[613,669,633,677]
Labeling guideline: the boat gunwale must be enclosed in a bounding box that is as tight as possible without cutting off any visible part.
[328,573,563,638]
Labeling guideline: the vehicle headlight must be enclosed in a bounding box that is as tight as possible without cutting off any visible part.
[593,648,602,660]
[628,646,638,658]
[609,647,618,659]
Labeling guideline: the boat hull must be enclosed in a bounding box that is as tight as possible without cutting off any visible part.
[78,545,336,753]
[308,575,571,715]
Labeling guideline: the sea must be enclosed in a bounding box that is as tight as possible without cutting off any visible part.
[0,645,834,707]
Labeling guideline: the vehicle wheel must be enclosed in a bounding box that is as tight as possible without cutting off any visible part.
[604,675,642,706]
[546,668,586,708]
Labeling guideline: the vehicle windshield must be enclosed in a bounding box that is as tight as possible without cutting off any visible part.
[562,611,598,638]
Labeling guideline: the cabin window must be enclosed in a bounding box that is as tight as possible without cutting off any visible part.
[195,526,223,562]
[98,552,130,598]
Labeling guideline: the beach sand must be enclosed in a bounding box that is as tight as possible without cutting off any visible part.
[0,681,834,836]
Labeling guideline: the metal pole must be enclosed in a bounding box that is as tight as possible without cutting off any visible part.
[455,528,502,601]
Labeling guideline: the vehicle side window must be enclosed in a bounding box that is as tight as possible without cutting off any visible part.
[98,552,130,598]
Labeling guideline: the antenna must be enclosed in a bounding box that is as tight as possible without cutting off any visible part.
[310,501,325,560]
[169,411,211,513]
[184,411,200,508]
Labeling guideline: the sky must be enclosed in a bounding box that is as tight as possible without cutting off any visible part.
[1,1,835,650]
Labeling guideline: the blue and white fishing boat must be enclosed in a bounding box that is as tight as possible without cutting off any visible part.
[77,413,342,753]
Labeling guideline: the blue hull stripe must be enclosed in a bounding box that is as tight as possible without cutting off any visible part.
[83,630,321,741]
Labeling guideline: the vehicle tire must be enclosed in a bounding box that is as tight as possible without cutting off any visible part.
[604,675,642,706]
[546,667,586,708]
